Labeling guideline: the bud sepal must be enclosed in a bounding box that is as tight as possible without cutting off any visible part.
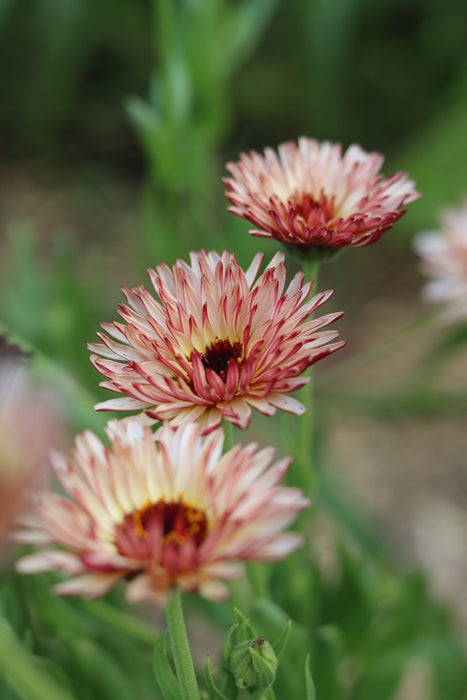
[224,608,286,695]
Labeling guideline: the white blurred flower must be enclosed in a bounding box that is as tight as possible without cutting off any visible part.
[414,200,467,322]
[0,358,63,555]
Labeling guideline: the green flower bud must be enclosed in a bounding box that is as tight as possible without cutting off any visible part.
[228,635,278,692]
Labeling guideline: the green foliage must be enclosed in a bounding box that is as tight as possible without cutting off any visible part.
[305,655,317,700]
[1,1,467,699]
[153,632,182,700]
[263,538,467,700]
[0,571,158,700]
[126,0,276,268]
[0,222,102,389]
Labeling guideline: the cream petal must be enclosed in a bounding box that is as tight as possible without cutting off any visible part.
[16,550,83,574]
[266,393,306,415]
[54,572,124,598]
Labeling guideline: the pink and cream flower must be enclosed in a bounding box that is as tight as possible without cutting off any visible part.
[0,360,62,555]
[88,250,344,433]
[16,420,309,604]
[224,137,420,255]
[414,199,467,322]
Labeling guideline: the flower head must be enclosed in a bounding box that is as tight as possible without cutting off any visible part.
[224,138,420,257]
[89,250,344,433]
[0,359,62,555]
[16,420,308,604]
[413,200,467,322]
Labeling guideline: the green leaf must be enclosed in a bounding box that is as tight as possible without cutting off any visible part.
[0,616,74,700]
[272,620,292,660]
[224,623,241,664]
[153,631,182,700]
[81,599,158,647]
[66,637,136,700]
[317,625,344,656]
[125,95,160,133]
[305,655,317,700]
[233,608,256,640]
[423,321,467,366]
[222,0,278,72]
[164,54,191,124]
[393,64,467,233]
[205,657,237,700]
[248,646,276,689]
[250,599,289,631]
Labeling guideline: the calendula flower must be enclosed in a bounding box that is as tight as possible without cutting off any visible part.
[88,250,344,433]
[0,359,62,555]
[413,200,467,322]
[224,137,420,257]
[16,420,308,604]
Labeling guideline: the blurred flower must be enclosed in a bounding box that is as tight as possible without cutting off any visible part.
[16,420,308,604]
[0,359,62,555]
[89,250,344,433]
[413,200,467,322]
[224,138,420,257]
[0,335,31,363]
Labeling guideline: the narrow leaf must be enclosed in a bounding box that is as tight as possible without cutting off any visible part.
[153,631,182,700]
[205,657,237,700]
[233,608,256,639]
[273,619,292,659]
[249,647,275,689]
[224,623,240,663]
[305,655,317,700]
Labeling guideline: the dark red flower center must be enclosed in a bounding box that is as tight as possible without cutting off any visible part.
[198,336,243,381]
[292,193,335,225]
[114,498,208,560]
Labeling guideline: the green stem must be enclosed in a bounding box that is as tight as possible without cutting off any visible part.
[0,616,73,700]
[165,589,200,700]
[293,260,321,495]
[247,562,269,600]
[223,421,234,452]
[295,372,316,494]
[305,260,320,288]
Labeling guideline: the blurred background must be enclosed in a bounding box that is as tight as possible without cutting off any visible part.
[1,1,467,698]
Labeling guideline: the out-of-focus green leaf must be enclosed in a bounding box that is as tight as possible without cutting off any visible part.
[221,0,278,72]
[305,655,317,700]
[0,616,74,700]
[420,321,467,367]
[65,636,136,700]
[272,619,292,660]
[315,470,382,557]
[394,64,467,233]
[322,388,467,417]
[81,599,158,647]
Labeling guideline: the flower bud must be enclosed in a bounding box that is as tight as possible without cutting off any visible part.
[228,635,278,692]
